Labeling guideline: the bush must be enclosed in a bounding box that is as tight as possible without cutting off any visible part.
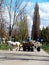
[0,43,10,50]
[42,43,49,53]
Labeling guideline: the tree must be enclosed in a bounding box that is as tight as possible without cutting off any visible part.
[23,15,28,40]
[0,18,5,38]
[31,3,40,40]
[0,0,5,38]
[16,15,28,41]
[0,0,6,44]
[4,0,29,37]
[40,27,49,44]
[0,0,3,37]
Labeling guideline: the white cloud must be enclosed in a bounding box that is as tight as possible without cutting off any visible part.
[2,7,18,25]
[20,1,49,32]
[27,15,33,38]
[2,1,49,38]
[40,25,46,30]
[3,1,49,30]
[27,15,33,30]
[26,2,49,29]
[39,2,49,13]
[19,2,26,10]
[38,2,49,29]
[27,2,33,7]
[2,7,9,22]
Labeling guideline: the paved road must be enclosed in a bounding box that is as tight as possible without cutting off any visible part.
[0,49,49,65]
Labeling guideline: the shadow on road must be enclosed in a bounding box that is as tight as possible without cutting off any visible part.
[0,53,49,57]
[0,53,49,61]
[0,57,49,61]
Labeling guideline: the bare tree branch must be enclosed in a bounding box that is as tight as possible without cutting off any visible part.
[12,0,29,31]
[4,0,29,37]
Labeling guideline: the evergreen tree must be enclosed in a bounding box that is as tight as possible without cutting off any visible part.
[32,3,40,40]
[40,27,49,44]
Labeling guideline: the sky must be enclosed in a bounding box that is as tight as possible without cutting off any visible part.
[26,0,49,29]
[3,0,49,39]
[30,0,49,2]
[26,0,49,38]
[3,0,49,30]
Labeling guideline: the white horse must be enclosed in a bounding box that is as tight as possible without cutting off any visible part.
[7,41,21,51]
